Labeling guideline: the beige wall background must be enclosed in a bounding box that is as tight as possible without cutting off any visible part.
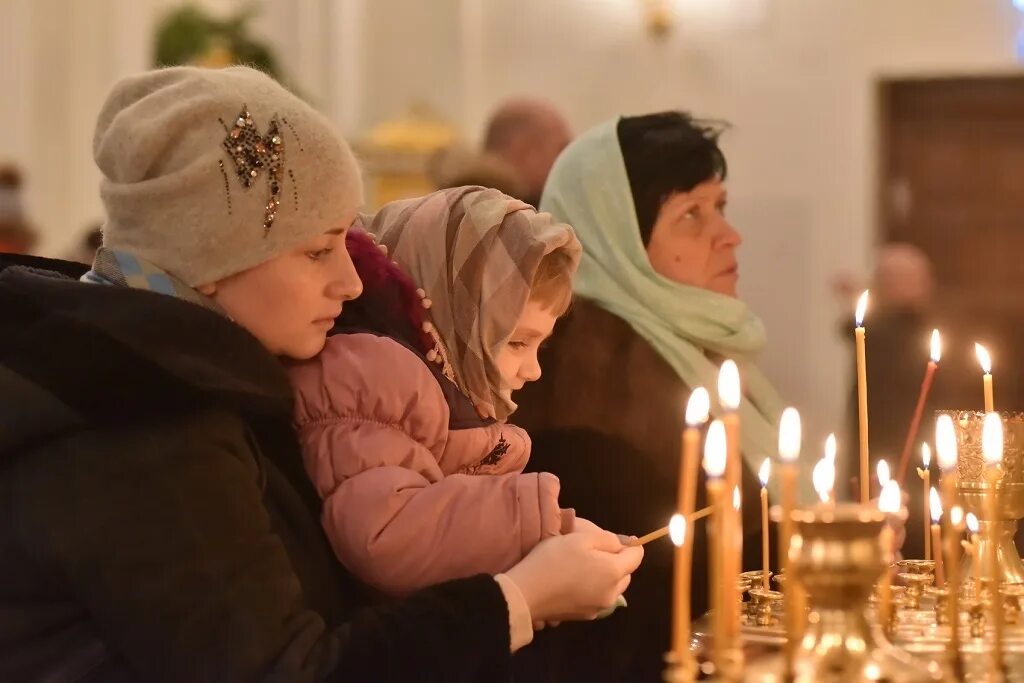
[3,0,1023,453]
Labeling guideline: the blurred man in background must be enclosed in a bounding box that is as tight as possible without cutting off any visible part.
[483,98,572,207]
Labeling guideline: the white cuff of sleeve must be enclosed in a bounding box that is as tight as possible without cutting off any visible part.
[494,573,535,653]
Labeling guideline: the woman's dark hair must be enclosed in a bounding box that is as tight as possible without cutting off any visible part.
[617,112,728,246]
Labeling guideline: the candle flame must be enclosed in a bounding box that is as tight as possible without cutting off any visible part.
[878,480,901,514]
[824,433,837,461]
[929,486,942,523]
[733,486,741,511]
[930,329,942,363]
[966,512,979,534]
[921,442,931,469]
[975,343,992,374]
[778,408,801,462]
[855,290,869,327]
[950,505,964,527]
[685,387,710,427]
[935,415,958,472]
[812,457,835,504]
[669,513,686,546]
[717,360,741,411]
[758,458,771,487]
[703,420,727,478]
[982,411,1003,466]
[876,459,890,487]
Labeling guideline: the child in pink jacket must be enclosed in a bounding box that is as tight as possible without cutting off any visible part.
[288,186,584,596]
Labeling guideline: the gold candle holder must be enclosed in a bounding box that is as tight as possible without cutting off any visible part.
[748,588,784,627]
[1002,584,1024,625]
[748,504,944,682]
[898,573,934,610]
[941,410,1024,586]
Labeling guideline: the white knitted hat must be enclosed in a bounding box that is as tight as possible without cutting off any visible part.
[94,66,362,286]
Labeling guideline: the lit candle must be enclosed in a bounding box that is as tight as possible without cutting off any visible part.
[936,413,963,663]
[878,480,902,633]
[777,408,802,677]
[855,290,871,504]
[919,443,932,561]
[930,486,944,586]
[717,361,743,641]
[982,412,1004,673]
[668,513,690,665]
[704,419,730,667]
[897,330,941,484]
[964,513,980,595]
[672,388,709,667]
[812,455,836,508]
[876,458,891,497]
[948,505,965,674]
[976,343,994,412]
[681,389,710,518]
[759,458,771,591]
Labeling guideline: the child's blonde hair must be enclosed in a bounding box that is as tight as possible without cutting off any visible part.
[529,247,575,316]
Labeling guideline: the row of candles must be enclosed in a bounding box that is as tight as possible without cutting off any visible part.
[662,289,1006,676]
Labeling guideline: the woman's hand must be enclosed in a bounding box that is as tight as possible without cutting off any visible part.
[505,528,643,623]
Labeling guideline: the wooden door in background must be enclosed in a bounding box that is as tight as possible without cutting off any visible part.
[880,76,1024,408]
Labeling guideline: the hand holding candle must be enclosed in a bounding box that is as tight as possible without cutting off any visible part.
[897,330,941,484]
[855,290,871,503]
[976,343,994,412]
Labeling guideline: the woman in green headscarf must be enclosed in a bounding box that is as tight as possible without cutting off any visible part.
[513,112,787,682]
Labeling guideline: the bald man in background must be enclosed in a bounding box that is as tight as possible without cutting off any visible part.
[483,98,572,207]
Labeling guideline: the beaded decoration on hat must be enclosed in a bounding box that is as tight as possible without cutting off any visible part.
[219,105,288,235]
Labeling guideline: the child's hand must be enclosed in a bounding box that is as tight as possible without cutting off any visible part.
[572,516,605,537]
[573,516,637,546]
[505,531,643,623]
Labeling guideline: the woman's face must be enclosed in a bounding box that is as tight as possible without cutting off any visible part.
[199,227,363,359]
[645,178,742,297]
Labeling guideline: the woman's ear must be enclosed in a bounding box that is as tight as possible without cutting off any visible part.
[196,282,217,296]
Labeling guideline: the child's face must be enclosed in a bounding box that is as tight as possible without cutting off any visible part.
[494,298,558,392]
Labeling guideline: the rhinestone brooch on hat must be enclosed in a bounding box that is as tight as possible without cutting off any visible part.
[220,106,288,236]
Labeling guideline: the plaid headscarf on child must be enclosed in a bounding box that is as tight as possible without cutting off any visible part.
[361,186,580,420]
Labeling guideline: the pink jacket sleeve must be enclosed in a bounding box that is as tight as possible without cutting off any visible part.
[289,333,566,596]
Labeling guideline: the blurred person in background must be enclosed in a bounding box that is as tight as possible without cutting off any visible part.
[836,242,945,557]
[429,144,528,199]
[483,98,572,207]
[0,164,38,255]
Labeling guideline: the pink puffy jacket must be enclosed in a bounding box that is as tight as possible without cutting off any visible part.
[289,331,570,596]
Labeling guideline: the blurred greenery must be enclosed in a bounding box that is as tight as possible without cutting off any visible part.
[153,3,281,79]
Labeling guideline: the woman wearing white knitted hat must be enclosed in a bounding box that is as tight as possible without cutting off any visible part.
[0,66,641,682]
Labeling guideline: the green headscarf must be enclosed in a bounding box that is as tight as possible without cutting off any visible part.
[540,119,786,474]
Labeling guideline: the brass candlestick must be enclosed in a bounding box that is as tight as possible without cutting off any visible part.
[942,410,1024,586]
